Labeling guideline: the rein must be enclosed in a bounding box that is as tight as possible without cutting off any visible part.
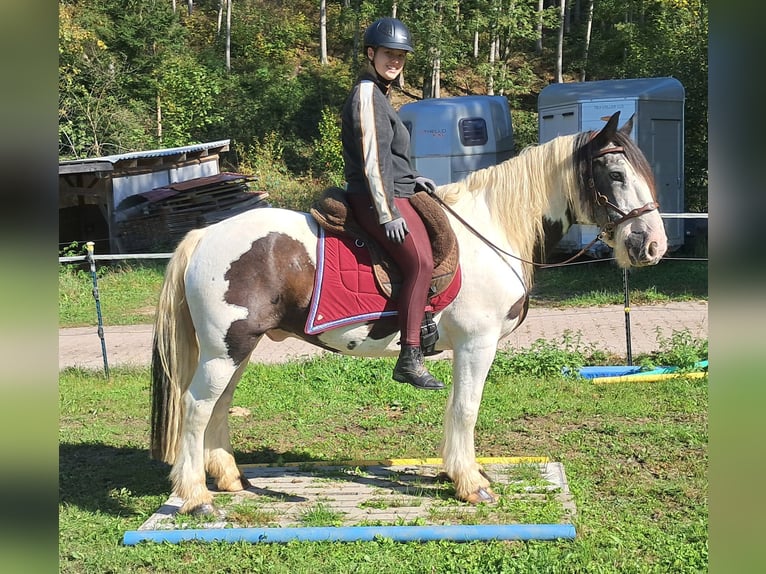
[431,142,659,270]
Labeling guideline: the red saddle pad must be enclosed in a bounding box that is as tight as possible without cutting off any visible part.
[305,228,461,335]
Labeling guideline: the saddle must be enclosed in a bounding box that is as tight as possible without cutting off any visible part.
[310,187,460,300]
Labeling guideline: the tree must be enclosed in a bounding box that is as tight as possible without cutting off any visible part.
[555,0,565,82]
[320,0,328,65]
[579,0,594,80]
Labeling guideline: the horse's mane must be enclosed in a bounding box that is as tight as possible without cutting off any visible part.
[436,134,580,289]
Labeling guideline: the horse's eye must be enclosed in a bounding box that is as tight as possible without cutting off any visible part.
[609,171,624,183]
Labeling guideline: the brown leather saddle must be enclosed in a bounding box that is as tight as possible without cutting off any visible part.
[310,187,460,300]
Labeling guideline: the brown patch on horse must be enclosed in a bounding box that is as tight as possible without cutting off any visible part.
[310,187,459,299]
[223,232,316,364]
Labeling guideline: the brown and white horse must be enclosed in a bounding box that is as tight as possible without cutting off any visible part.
[150,112,667,514]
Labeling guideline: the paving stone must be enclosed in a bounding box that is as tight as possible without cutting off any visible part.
[137,459,576,533]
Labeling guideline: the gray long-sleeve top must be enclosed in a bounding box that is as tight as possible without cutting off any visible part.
[341,71,419,224]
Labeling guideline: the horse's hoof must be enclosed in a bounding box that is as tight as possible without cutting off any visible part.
[216,476,249,492]
[190,503,219,517]
[465,487,498,505]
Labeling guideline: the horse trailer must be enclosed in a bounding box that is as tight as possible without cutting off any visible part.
[399,95,514,185]
[538,77,686,253]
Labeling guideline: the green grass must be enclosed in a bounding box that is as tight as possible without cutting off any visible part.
[531,258,707,307]
[59,341,707,573]
[58,257,707,328]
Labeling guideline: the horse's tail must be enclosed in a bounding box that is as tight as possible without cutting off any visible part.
[150,227,207,464]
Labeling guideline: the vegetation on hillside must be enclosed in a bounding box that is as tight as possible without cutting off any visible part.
[59,0,707,212]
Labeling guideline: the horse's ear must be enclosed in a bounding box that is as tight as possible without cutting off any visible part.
[590,111,620,149]
[620,114,635,138]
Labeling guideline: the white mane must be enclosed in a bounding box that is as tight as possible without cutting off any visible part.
[436,134,580,288]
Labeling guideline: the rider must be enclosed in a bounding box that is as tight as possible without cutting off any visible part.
[341,17,444,391]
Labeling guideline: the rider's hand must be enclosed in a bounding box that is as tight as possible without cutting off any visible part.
[383,217,409,244]
[415,176,437,195]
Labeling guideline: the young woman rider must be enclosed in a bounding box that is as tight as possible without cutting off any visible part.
[341,17,444,391]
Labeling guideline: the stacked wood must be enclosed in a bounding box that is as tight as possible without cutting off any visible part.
[114,172,270,252]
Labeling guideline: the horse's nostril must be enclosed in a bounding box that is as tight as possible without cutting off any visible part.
[647,241,658,258]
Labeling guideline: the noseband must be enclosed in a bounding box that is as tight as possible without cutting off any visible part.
[586,142,659,242]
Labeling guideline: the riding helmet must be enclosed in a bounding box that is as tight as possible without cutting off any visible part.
[363,17,414,53]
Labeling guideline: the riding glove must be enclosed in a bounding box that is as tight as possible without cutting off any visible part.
[414,176,437,195]
[383,217,409,244]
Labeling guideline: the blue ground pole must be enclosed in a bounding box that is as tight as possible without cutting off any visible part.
[123,523,576,545]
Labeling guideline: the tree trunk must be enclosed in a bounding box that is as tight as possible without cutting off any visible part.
[187,1,193,16]
[156,92,163,145]
[474,28,479,59]
[488,34,496,95]
[535,0,544,54]
[580,0,594,81]
[555,0,565,83]
[217,0,223,35]
[431,56,441,98]
[225,0,232,71]
[320,0,328,65]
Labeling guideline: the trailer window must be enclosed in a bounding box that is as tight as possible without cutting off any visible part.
[459,118,488,146]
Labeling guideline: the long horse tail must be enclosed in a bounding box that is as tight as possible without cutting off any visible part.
[150,227,208,464]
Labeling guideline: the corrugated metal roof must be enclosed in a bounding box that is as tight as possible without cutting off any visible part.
[119,172,257,207]
[59,140,231,170]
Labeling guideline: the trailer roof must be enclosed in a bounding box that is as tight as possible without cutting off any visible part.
[538,77,684,107]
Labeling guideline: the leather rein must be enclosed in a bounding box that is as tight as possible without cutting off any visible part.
[431,141,659,270]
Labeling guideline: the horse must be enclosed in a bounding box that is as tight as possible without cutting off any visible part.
[150,111,667,515]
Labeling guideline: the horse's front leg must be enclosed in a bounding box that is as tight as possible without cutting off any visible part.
[441,338,499,504]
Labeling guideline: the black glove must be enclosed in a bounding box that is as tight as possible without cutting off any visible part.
[383,217,409,244]
[415,176,437,195]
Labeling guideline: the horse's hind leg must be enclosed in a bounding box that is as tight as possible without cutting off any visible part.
[170,355,242,514]
[205,359,252,493]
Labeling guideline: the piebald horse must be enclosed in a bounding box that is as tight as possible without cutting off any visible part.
[150,112,667,514]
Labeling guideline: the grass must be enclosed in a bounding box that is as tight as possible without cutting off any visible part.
[58,240,707,571]
[59,330,707,572]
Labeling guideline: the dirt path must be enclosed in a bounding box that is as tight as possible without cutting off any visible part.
[59,301,708,370]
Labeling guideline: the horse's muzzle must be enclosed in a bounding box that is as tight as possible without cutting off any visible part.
[627,229,667,266]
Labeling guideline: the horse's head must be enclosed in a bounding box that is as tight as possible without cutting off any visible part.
[577,112,668,267]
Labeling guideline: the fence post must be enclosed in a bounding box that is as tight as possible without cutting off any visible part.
[623,268,633,365]
[86,241,110,378]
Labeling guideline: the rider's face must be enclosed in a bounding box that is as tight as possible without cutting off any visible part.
[368,47,407,81]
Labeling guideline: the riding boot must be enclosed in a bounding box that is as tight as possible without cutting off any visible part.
[393,345,445,390]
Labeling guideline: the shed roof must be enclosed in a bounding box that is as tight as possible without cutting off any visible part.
[58,140,231,175]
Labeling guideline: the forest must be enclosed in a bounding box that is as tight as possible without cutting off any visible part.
[58,0,707,212]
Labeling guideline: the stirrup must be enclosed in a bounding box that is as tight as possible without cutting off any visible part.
[420,311,439,356]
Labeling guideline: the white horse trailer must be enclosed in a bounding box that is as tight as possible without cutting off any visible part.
[399,95,514,185]
[538,77,685,253]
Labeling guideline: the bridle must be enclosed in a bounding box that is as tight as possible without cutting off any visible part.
[431,136,660,270]
[585,140,659,245]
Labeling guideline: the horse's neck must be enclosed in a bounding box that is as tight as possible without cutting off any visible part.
[492,137,577,253]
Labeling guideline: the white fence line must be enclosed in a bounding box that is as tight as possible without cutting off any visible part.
[660,213,708,219]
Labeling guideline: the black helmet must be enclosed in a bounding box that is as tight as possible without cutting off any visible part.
[363,17,414,53]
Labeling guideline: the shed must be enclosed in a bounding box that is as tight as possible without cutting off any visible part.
[59,140,262,254]
[538,77,685,252]
[399,95,514,185]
